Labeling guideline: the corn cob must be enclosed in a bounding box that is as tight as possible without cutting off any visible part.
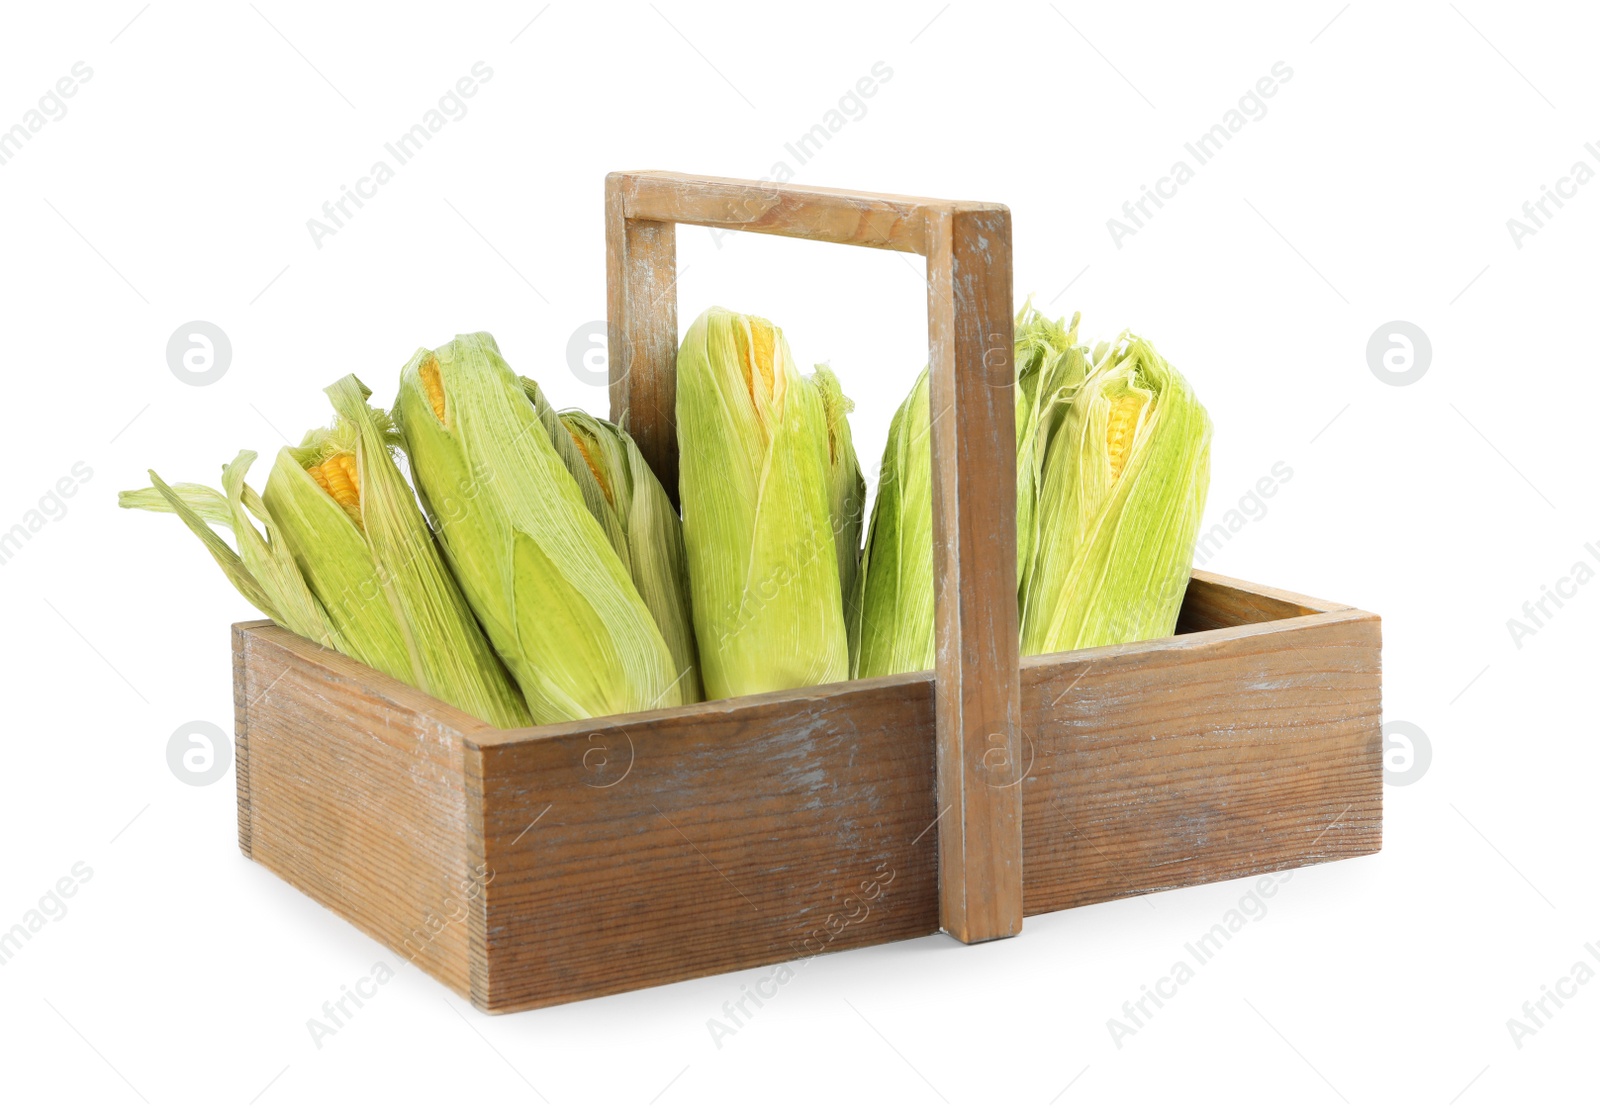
[810,363,865,616]
[676,307,849,698]
[1019,333,1211,653]
[394,332,683,724]
[264,375,531,727]
[121,382,532,729]
[555,407,701,704]
[120,453,347,651]
[850,305,1089,678]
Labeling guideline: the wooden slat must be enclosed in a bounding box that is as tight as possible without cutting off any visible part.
[234,621,262,859]
[464,676,941,1012]
[925,204,1023,942]
[1178,568,1346,632]
[234,623,487,998]
[444,587,1380,1012]
[1020,607,1382,912]
[605,174,681,502]
[614,170,940,253]
[239,578,1381,1013]
[608,169,1023,944]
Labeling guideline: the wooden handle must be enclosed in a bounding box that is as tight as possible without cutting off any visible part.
[604,170,1022,943]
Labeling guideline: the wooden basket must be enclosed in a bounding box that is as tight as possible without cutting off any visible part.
[233,171,1382,1013]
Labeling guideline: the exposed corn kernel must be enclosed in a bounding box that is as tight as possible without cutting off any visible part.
[308,453,362,529]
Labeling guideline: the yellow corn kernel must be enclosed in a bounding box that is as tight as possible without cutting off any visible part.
[419,353,446,422]
[309,452,362,528]
[569,433,614,507]
[1105,393,1146,482]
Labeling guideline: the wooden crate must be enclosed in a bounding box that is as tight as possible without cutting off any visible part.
[233,172,1382,1013]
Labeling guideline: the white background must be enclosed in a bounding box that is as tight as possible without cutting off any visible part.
[0,1,1592,1105]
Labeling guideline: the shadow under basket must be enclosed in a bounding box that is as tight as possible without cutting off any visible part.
[232,568,1381,1014]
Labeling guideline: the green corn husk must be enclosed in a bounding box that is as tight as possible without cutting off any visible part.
[394,332,683,724]
[850,305,1089,678]
[120,454,348,651]
[555,408,701,704]
[848,368,934,679]
[511,376,697,700]
[810,363,865,615]
[676,307,849,699]
[266,375,531,727]
[120,379,531,729]
[1019,333,1211,654]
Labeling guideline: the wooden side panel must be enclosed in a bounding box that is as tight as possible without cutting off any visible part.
[234,621,262,859]
[1021,608,1383,913]
[926,205,1023,943]
[1179,569,1344,632]
[234,623,485,998]
[461,599,1382,1013]
[605,173,680,501]
[466,679,942,1013]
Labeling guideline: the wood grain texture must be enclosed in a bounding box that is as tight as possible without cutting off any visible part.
[605,173,680,502]
[925,205,1023,942]
[234,621,259,859]
[614,170,943,253]
[234,622,488,998]
[608,170,1023,944]
[1178,569,1336,632]
[464,677,941,1012]
[237,574,1382,1014]
[1020,606,1382,913]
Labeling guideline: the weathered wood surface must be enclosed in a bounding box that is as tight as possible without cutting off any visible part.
[234,621,484,997]
[612,170,948,253]
[925,204,1023,942]
[605,176,680,502]
[607,170,1023,943]
[237,571,1382,1014]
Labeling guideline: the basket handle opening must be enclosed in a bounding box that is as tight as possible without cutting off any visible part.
[605,170,1023,944]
